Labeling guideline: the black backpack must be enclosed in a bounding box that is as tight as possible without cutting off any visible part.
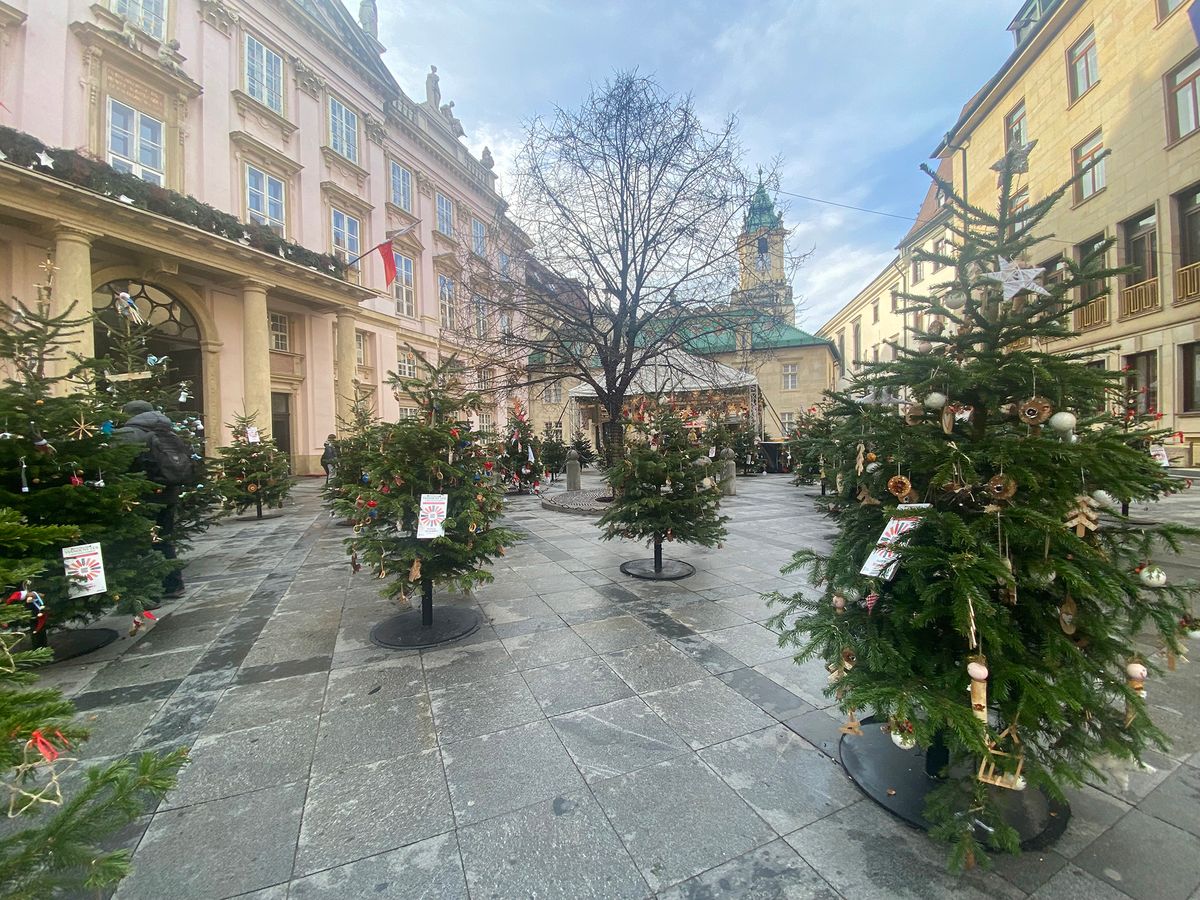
[143,425,195,486]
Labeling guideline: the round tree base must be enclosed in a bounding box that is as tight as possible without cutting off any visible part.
[620,558,696,581]
[233,510,285,522]
[370,606,481,650]
[840,716,1070,850]
[50,628,119,662]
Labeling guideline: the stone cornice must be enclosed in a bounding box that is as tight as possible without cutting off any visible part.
[70,21,203,100]
[230,130,303,176]
[0,1,26,29]
[320,180,374,218]
[231,90,299,142]
[320,145,369,188]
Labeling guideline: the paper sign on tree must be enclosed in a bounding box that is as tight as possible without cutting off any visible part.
[860,504,931,580]
[417,493,449,539]
[245,426,261,444]
[62,542,107,598]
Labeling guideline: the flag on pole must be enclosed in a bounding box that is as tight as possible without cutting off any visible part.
[346,223,419,289]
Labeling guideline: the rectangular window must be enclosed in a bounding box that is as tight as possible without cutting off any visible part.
[436,192,454,235]
[499,312,513,343]
[499,251,511,279]
[1068,27,1099,102]
[107,98,164,186]
[355,331,368,367]
[1183,342,1200,411]
[245,34,284,115]
[1180,187,1200,267]
[781,363,798,391]
[1005,100,1028,149]
[543,383,563,405]
[549,422,563,441]
[477,368,493,390]
[890,289,899,313]
[331,207,361,268]
[473,294,488,338]
[1041,254,1068,323]
[329,96,359,164]
[472,218,487,256]
[836,332,845,376]
[871,301,879,323]
[1168,52,1200,143]
[395,348,417,379]
[438,274,455,328]
[478,411,494,433]
[390,160,412,211]
[246,164,285,236]
[1160,0,1187,19]
[911,257,924,284]
[780,412,796,432]
[110,0,166,39]
[393,252,415,317]
[268,312,289,352]
[1073,131,1106,202]
[1123,210,1158,284]
[1076,233,1109,315]
[1124,350,1158,414]
[852,321,861,363]
[398,406,418,420]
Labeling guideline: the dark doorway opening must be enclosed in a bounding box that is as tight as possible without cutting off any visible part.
[271,392,293,472]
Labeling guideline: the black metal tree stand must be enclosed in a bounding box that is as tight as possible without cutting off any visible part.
[839,716,1070,850]
[619,534,695,581]
[370,576,480,650]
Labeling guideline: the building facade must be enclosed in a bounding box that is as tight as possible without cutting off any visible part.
[0,0,519,473]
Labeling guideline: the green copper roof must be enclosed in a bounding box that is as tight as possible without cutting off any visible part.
[684,309,833,355]
[745,182,783,232]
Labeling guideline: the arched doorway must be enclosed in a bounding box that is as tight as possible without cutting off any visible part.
[92,281,204,420]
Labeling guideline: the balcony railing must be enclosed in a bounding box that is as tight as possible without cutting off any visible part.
[1120,277,1160,318]
[1177,261,1200,303]
[1075,295,1108,331]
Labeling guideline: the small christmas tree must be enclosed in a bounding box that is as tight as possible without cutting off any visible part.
[0,506,187,895]
[213,412,292,519]
[333,356,518,647]
[599,408,727,579]
[497,400,541,493]
[768,149,1196,868]
[570,429,596,469]
[787,405,835,488]
[539,423,568,481]
[0,292,171,635]
[322,395,383,519]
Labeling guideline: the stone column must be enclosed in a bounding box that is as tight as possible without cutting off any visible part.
[721,447,737,497]
[565,448,581,491]
[200,339,223,452]
[240,280,272,427]
[334,310,359,432]
[51,226,96,361]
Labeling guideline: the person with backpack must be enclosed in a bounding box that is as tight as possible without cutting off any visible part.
[113,400,194,598]
[320,434,337,481]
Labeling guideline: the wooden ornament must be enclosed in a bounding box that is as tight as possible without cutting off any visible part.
[887,475,912,499]
[855,443,865,476]
[1064,496,1100,538]
[1059,594,1078,634]
[941,406,954,434]
[904,404,925,426]
[408,558,421,582]
[1020,396,1053,426]
[967,656,989,724]
[987,474,1017,500]
[856,485,881,506]
[977,723,1026,791]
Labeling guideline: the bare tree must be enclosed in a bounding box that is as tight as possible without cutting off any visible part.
[467,72,772,463]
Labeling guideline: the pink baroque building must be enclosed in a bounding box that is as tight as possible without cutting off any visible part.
[0,0,524,472]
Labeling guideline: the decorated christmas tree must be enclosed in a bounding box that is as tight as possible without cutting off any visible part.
[93,310,218,552]
[0,291,171,638]
[599,408,727,579]
[333,356,517,648]
[570,429,596,469]
[497,400,541,493]
[539,423,568,481]
[321,395,383,519]
[787,405,835,488]
[212,412,292,519]
[0,506,187,895]
[769,148,1196,868]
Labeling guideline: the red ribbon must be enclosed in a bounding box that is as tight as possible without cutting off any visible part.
[144,610,157,621]
[30,730,60,763]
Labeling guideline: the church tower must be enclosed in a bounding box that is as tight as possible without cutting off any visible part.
[733,180,794,325]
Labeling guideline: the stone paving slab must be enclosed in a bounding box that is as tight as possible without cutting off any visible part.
[37,476,1200,897]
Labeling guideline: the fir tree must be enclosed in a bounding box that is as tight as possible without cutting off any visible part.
[787,405,835,487]
[322,396,383,518]
[212,412,292,519]
[0,293,171,634]
[769,149,1196,868]
[570,429,596,469]
[599,408,727,575]
[539,423,568,481]
[0,506,187,896]
[333,357,518,627]
[497,400,541,493]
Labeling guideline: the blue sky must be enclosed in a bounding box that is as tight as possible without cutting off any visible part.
[365,0,1019,330]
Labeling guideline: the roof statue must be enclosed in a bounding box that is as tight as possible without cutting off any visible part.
[425,65,440,108]
[359,0,378,39]
[441,100,465,139]
[744,178,783,232]
[481,147,495,170]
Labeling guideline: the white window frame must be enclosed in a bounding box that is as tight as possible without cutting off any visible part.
[781,363,798,391]
[399,406,419,420]
[438,274,455,328]
[436,192,454,235]
[780,411,796,431]
[245,34,284,115]
[543,382,563,405]
[106,98,164,186]
[268,312,289,352]
[329,96,359,164]
[473,294,488,338]
[477,368,493,390]
[393,252,415,317]
[499,251,511,279]
[246,164,285,236]
[331,207,361,276]
[396,348,417,379]
[111,0,166,40]
[472,218,487,255]
[478,411,494,433]
[355,331,368,367]
[390,160,412,211]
